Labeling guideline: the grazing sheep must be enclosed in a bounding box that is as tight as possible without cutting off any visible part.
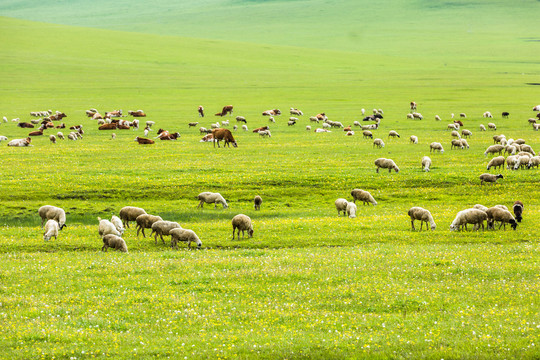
[493,134,506,144]
[135,214,163,238]
[232,214,254,239]
[354,121,361,127]
[533,123,540,131]
[374,158,399,173]
[410,135,418,144]
[479,173,503,185]
[488,123,497,130]
[38,205,67,229]
[483,111,493,118]
[514,139,526,145]
[150,221,182,244]
[514,155,532,170]
[412,112,423,120]
[351,189,377,205]
[254,195,262,210]
[188,122,199,127]
[447,123,458,131]
[335,198,348,216]
[487,156,505,170]
[346,202,357,218]
[421,156,432,172]
[169,228,202,249]
[479,124,486,131]
[451,139,464,150]
[43,220,59,241]
[486,207,517,230]
[408,207,436,230]
[527,156,540,169]
[119,206,146,228]
[258,130,271,137]
[460,113,467,118]
[111,215,125,235]
[513,201,524,222]
[461,129,472,138]
[506,155,519,169]
[435,115,441,121]
[235,116,246,123]
[56,132,64,140]
[101,234,128,252]
[520,144,535,156]
[407,113,414,120]
[306,125,311,131]
[460,139,470,149]
[388,130,400,139]
[450,130,461,139]
[473,204,489,212]
[373,138,385,148]
[242,125,248,131]
[197,192,228,209]
[504,145,517,155]
[450,208,488,231]
[146,121,155,128]
[484,145,504,157]
[502,112,510,118]
[363,130,373,139]
[49,135,56,144]
[430,142,444,153]
[98,217,122,237]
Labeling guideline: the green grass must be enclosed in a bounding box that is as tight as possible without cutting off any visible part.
[1,3,540,357]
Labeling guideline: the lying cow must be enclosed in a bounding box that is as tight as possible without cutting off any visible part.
[134,137,154,144]
[7,137,32,147]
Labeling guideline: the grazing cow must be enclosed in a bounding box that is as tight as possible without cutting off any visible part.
[17,122,34,128]
[253,126,269,133]
[128,110,146,117]
[198,106,204,117]
[502,112,510,118]
[262,109,282,116]
[410,101,417,111]
[105,110,122,117]
[7,137,32,147]
[99,123,118,130]
[134,137,155,144]
[215,105,233,117]
[212,128,237,148]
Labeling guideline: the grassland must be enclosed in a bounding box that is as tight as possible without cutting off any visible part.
[1,2,540,357]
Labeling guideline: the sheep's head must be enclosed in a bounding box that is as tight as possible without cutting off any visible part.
[510,220,518,230]
[248,228,254,238]
[393,166,400,173]
[232,141,238,148]
[59,224,66,230]
[496,174,504,179]
[431,223,436,230]
[449,224,457,231]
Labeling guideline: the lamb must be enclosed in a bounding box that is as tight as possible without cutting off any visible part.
[451,139,464,150]
[479,124,486,131]
[410,135,418,144]
[49,135,56,144]
[450,208,488,231]
[488,123,497,130]
[232,214,254,239]
[408,207,436,230]
[197,192,228,209]
[374,158,399,173]
[254,195,262,210]
[412,112,423,120]
[388,130,400,139]
[98,217,122,237]
[421,156,432,172]
[430,142,444,153]
[373,138,385,148]
[38,205,67,229]
[461,129,472,138]
[350,189,377,205]
[169,228,202,249]
[110,215,125,235]
[486,207,517,230]
[150,220,182,244]
[43,219,60,241]
[335,198,348,216]
[484,145,504,156]
[479,173,503,185]
[513,201,524,222]
[487,156,505,170]
[346,202,357,218]
[363,130,373,139]
[119,206,147,228]
[135,214,163,238]
[101,234,128,252]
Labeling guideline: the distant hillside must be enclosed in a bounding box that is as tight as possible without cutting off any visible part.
[1,0,539,58]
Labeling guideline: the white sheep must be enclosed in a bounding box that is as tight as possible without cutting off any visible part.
[388,130,400,139]
[520,144,535,156]
[506,155,518,169]
[38,205,66,229]
[408,207,436,230]
[49,135,56,144]
[460,139,470,149]
[488,122,497,130]
[150,220,182,244]
[430,142,444,153]
[479,124,486,131]
[197,192,228,209]
[268,116,275,123]
[450,208,488,231]
[527,156,540,169]
[434,115,441,121]
[421,156,431,172]
[483,111,493,118]
[461,129,472,138]
[232,214,254,239]
[98,217,121,237]
[101,234,128,252]
[259,130,271,137]
[242,125,248,131]
[43,219,59,241]
[306,125,311,131]
[111,215,125,235]
[451,139,464,150]
[487,156,505,170]
[169,229,202,249]
[353,121,361,127]
[335,198,348,216]
[350,189,377,205]
[447,123,458,131]
[57,132,64,140]
[346,202,357,218]
[373,138,385,148]
[514,155,532,170]
[473,204,489,212]
[374,158,399,173]
[146,121,155,128]
[450,130,461,139]
[410,135,418,144]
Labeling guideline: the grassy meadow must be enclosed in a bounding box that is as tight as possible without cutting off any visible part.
[1,0,540,357]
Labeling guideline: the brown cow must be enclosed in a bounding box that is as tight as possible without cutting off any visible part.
[454,120,464,126]
[316,113,327,121]
[410,101,417,111]
[128,110,146,117]
[17,122,35,128]
[212,128,237,148]
[134,137,155,144]
[56,123,66,129]
[117,124,130,130]
[28,130,44,136]
[99,123,118,130]
[215,105,233,117]
[70,125,82,130]
[92,113,103,120]
[262,109,281,116]
[253,126,269,133]
[46,112,66,121]
[105,110,122,117]
[198,106,204,117]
